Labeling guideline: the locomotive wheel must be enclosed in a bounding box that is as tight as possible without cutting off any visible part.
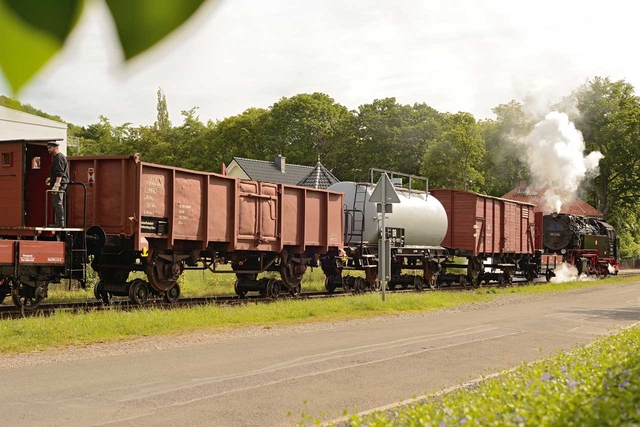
[353,277,366,294]
[11,282,45,311]
[266,279,280,298]
[324,276,337,293]
[234,280,248,298]
[148,259,183,292]
[372,280,381,292]
[414,275,425,292]
[163,284,181,303]
[129,279,149,305]
[545,270,552,282]
[93,281,112,305]
[289,284,302,297]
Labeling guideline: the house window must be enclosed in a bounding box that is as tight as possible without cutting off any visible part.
[1,153,10,167]
[31,157,41,170]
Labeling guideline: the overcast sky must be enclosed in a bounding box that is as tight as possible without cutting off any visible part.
[0,0,637,127]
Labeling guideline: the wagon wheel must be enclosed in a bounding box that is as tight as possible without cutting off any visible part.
[459,275,468,288]
[289,284,302,297]
[93,281,112,305]
[163,284,181,303]
[324,276,337,293]
[128,279,149,305]
[0,278,7,304]
[147,259,183,292]
[353,277,366,294]
[371,279,381,292]
[234,280,248,298]
[414,275,425,292]
[342,281,352,293]
[525,270,536,284]
[11,281,45,311]
[497,274,505,285]
[266,278,281,298]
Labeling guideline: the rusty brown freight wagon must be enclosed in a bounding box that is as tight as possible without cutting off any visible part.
[429,189,537,284]
[67,155,344,303]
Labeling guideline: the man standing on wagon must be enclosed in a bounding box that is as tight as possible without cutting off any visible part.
[45,140,69,228]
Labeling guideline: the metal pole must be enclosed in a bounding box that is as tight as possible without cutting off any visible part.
[381,179,386,302]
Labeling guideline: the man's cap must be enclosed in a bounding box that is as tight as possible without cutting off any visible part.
[47,141,60,147]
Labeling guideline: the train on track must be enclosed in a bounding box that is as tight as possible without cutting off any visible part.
[540,213,619,277]
[0,139,621,310]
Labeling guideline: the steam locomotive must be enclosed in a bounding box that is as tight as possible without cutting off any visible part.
[542,213,619,276]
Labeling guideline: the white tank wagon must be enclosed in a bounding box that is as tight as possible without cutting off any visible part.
[322,171,450,293]
[329,182,448,247]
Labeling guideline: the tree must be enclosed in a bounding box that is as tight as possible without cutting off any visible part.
[481,100,533,196]
[346,98,443,182]
[154,88,171,132]
[267,93,353,166]
[571,77,640,219]
[421,112,485,191]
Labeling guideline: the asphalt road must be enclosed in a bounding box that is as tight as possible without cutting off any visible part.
[2,281,640,427]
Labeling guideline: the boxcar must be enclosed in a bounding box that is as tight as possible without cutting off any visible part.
[430,189,537,284]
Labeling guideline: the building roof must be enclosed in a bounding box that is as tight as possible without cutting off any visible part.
[297,161,340,189]
[230,157,339,188]
[502,182,603,218]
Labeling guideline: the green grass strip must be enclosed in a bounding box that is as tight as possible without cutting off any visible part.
[0,275,638,354]
[343,322,640,426]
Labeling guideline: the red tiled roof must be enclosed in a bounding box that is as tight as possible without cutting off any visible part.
[501,184,603,218]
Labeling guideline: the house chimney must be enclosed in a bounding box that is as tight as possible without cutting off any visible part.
[275,155,286,173]
[519,180,527,190]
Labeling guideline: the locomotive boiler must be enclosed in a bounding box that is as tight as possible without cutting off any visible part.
[543,213,619,276]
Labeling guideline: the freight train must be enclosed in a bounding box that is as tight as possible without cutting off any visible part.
[0,139,620,310]
[541,213,619,277]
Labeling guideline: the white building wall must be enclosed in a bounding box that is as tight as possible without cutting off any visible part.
[0,106,68,154]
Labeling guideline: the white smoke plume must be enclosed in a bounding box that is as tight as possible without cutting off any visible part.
[524,112,603,213]
[549,263,594,283]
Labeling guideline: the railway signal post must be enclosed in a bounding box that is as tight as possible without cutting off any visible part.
[369,173,400,301]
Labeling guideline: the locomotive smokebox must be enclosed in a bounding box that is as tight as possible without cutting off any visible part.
[329,182,448,247]
[543,215,572,251]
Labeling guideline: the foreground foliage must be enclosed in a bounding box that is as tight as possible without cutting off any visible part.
[342,325,640,426]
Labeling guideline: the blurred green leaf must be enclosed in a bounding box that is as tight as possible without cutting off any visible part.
[0,0,83,93]
[105,0,209,59]
[4,0,83,43]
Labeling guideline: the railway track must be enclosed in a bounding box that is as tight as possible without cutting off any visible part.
[0,272,637,320]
